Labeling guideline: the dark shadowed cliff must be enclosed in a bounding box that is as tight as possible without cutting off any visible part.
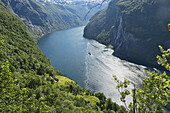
[84,0,170,68]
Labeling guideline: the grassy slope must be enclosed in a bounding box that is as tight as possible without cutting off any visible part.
[0,9,94,111]
[0,10,127,113]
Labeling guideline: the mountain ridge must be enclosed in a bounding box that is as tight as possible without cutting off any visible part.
[0,0,103,41]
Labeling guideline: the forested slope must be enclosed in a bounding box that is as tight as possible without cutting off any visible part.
[0,9,127,113]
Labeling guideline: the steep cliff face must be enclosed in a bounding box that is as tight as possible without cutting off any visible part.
[84,0,170,68]
[0,0,96,41]
[84,0,120,45]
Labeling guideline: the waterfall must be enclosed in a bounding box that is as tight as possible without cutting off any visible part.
[114,15,125,50]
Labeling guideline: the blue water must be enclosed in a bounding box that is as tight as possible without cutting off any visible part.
[38,26,147,104]
[38,26,169,112]
[38,26,88,87]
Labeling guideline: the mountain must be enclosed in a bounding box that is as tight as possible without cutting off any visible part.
[0,0,104,41]
[84,0,170,69]
[0,1,127,112]
[37,0,105,4]
[0,7,127,113]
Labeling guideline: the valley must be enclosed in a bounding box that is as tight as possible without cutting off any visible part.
[38,26,148,105]
[0,0,169,112]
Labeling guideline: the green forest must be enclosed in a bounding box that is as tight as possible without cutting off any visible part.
[0,10,127,113]
[0,0,170,112]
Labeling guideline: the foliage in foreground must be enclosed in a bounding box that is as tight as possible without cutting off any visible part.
[0,10,127,112]
[113,46,170,113]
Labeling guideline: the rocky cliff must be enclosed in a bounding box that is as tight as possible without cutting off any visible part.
[0,0,97,41]
[84,0,170,68]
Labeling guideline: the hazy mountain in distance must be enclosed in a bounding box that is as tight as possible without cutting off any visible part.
[0,0,107,41]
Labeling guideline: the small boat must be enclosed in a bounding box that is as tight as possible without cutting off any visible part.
[88,52,91,55]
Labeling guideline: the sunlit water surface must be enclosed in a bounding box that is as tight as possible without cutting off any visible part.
[38,26,150,105]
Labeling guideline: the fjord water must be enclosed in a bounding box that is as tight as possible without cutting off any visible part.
[38,26,147,105]
[38,26,88,87]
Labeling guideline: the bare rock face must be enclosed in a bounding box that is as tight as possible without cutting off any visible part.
[84,0,170,68]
